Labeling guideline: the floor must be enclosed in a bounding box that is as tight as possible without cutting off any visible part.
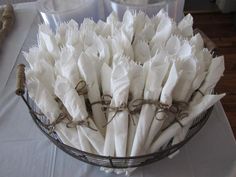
[185,0,219,13]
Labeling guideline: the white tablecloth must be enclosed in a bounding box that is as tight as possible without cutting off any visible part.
[0,2,236,177]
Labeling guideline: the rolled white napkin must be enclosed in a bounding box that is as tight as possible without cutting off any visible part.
[55,22,67,47]
[111,56,130,157]
[134,18,155,45]
[101,63,115,173]
[190,33,204,52]
[126,56,169,175]
[165,35,181,56]
[161,56,197,131]
[26,69,58,123]
[111,58,142,175]
[192,56,225,105]
[130,57,170,157]
[85,34,111,86]
[149,94,225,153]
[127,61,146,156]
[79,18,96,41]
[134,40,151,64]
[133,11,147,38]
[173,58,197,101]
[54,76,105,154]
[78,52,107,136]
[24,58,56,97]
[170,56,225,155]
[112,30,134,61]
[38,24,60,60]
[86,35,110,65]
[23,47,53,69]
[185,48,212,101]
[63,20,81,48]
[54,76,92,153]
[55,122,82,150]
[144,62,180,151]
[106,11,121,36]
[150,10,176,56]
[55,20,82,51]
[178,14,193,38]
[55,47,81,88]
[95,20,111,38]
[178,39,193,59]
[121,10,134,43]
[26,70,81,150]
[102,63,115,156]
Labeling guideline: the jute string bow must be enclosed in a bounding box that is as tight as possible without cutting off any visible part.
[34,80,96,133]
[100,98,188,128]
[34,80,188,132]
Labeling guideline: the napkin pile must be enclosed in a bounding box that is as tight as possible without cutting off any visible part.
[23,9,225,175]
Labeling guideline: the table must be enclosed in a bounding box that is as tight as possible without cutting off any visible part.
[0,2,236,177]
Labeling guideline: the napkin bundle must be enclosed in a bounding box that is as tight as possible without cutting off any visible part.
[24,9,225,175]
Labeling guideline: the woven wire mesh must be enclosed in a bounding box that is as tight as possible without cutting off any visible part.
[25,91,213,168]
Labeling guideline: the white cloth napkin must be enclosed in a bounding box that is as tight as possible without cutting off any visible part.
[190,33,204,52]
[101,63,115,173]
[55,122,82,150]
[112,30,134,61]
[134,40,151,64]
[78,52,107,136]
[127,61,146,156]
[55,20,82,54]
[172,58,197,101]
[121,10,134,43]
[54,76,92,153]
[144,62,180,151]
[95,20,111,38]
[131,57,170,157]
[111,56,130,157]
[134,17,155,45]
[23,47,53,69]
[55,47,81,88]
[26,69,58,123]
[192,56,225,105]
[38,24,60,59]
[149,94,225,153]
[25,59,56,94]
[171,56,225,149]
[26,70,81,150]
[178,14,193,38]
[165,35,181,56]
[150,10,176,56]
[54,76,105,154]
[102,63,115,156]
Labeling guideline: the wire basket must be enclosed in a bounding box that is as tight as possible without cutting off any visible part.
[15,28,216,169]
[16,83,213,168]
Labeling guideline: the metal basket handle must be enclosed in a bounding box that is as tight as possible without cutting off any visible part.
[15,64,25,96]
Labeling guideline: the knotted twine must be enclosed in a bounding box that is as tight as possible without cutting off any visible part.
[33,80,189,133]
[33,80,97,133]
[101,98,188,128]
